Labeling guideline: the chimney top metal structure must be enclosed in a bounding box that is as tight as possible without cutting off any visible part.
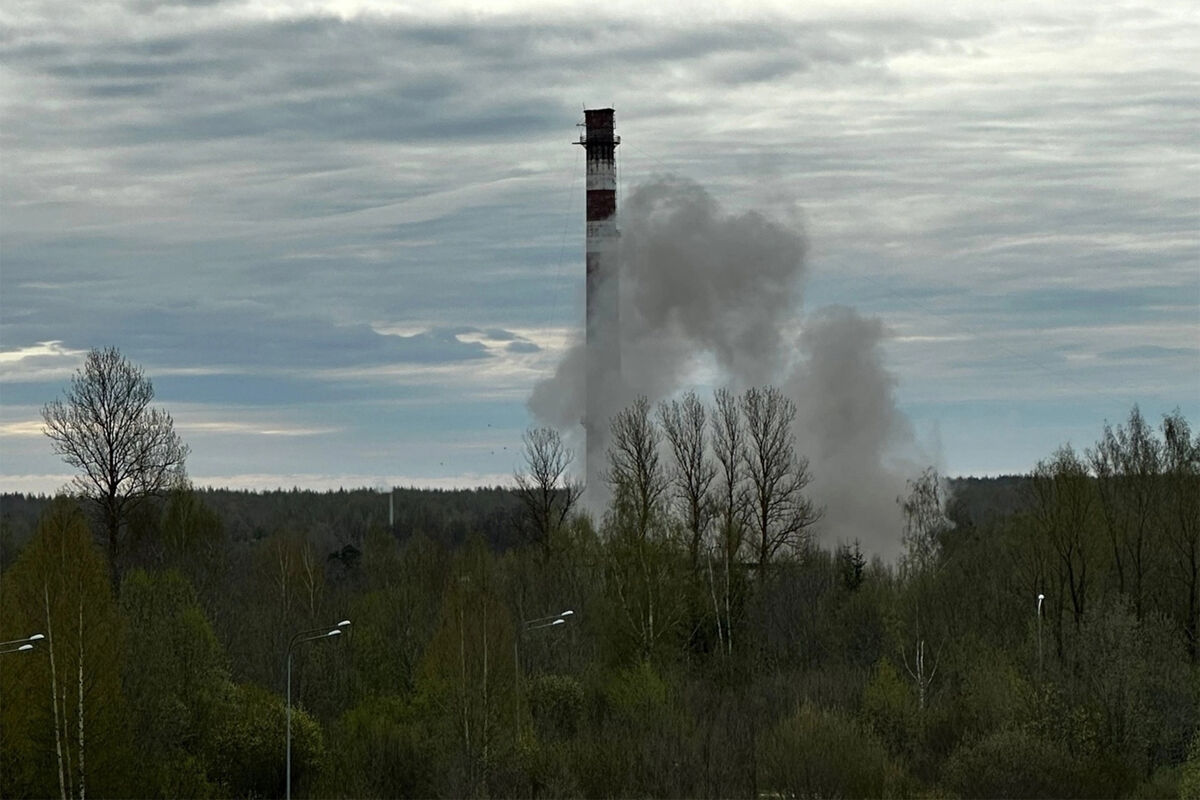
[577,108,620,492]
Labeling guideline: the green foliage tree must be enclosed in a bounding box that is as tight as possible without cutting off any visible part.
[863,656,919,761]
[569,661,702,797]
[233,530,327,691]
[1181,726,1200,799]
[318,695,439,798]
[208,682,324,798]
[1068,596,1196,781]
[350,529,446,696]
[0,499,129,798]
[759,704,907,798]
[417,538,516,797]
[836,540,867,592]
[120,568,231,796]
[158,487,227,602]
[941,727,1097,799]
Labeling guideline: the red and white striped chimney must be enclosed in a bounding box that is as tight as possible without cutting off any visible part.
[578,108,620,489]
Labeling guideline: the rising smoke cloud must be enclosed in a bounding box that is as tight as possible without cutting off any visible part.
[529,176,925,559]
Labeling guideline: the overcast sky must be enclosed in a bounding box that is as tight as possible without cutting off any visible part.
[2,0,1197,496]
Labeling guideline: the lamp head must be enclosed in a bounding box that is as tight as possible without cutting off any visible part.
[29,633,45,641]
[337,619,352,628]
[560,610,575,617]
[18,644,33,652]
[326,629,342,637]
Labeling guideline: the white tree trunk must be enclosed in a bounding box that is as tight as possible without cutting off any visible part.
[44,583,67,800]
[77,586,86,800]
[706,549,725,656]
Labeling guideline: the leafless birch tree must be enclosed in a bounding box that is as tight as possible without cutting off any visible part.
[741,386,819,571]
[607,396,670,541]
[658,392,716,571]
[1089,406,1162,619]
[514,427,582,554]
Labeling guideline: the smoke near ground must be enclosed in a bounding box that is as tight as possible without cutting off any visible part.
[529,175,925,559]
[787,306,922,558]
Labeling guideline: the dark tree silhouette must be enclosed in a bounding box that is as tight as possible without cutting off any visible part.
[514,427,581,554]
[741,386,819,570]
[658,392,716,571]
[42,347,188,575]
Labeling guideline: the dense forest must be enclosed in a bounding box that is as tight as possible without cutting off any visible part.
[1,401,1198,799]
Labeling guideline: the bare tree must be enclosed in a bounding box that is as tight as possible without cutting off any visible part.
[1028,446,1098,635]
[741,386,819,571]
[1161,411,1200,661]
[1089,406,1162,619]
[658,392,717,571]
[514,427,582,554]
[899,467,951,580]
[711,387,749,561]
[42,347,188,576]
[605,397,685,659]
[897,468,951,711]
[607,396,670,541]
[708,388,748,657]
[902,636,941,713]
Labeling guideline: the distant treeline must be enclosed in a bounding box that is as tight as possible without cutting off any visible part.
[2,486,522,560]
[1,476,1023,560]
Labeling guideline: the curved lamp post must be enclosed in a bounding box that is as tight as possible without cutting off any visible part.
[0,633,45,791]
[0,633,45,655]
[287,620,349,800]
[1036,593,1045,680]
[515,610,574,735]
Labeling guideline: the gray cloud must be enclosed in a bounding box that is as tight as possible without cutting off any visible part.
[1101,345,1200,362]
[1,1,1196,494]
[6,301,493,378]
[2,13,997,153]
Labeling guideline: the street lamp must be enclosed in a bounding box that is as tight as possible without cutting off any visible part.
[287,620,350,800]
[0,632,46,792]
[1036,593,1045,680]
[0,633,45,655]
[515,610,574,735]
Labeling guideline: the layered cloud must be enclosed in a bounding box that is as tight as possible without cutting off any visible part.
[1,0,1196,492]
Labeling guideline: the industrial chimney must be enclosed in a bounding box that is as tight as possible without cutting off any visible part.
[577,108,620,492]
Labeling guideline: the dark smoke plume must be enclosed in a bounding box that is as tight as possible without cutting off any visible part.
[529,176,923,559]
